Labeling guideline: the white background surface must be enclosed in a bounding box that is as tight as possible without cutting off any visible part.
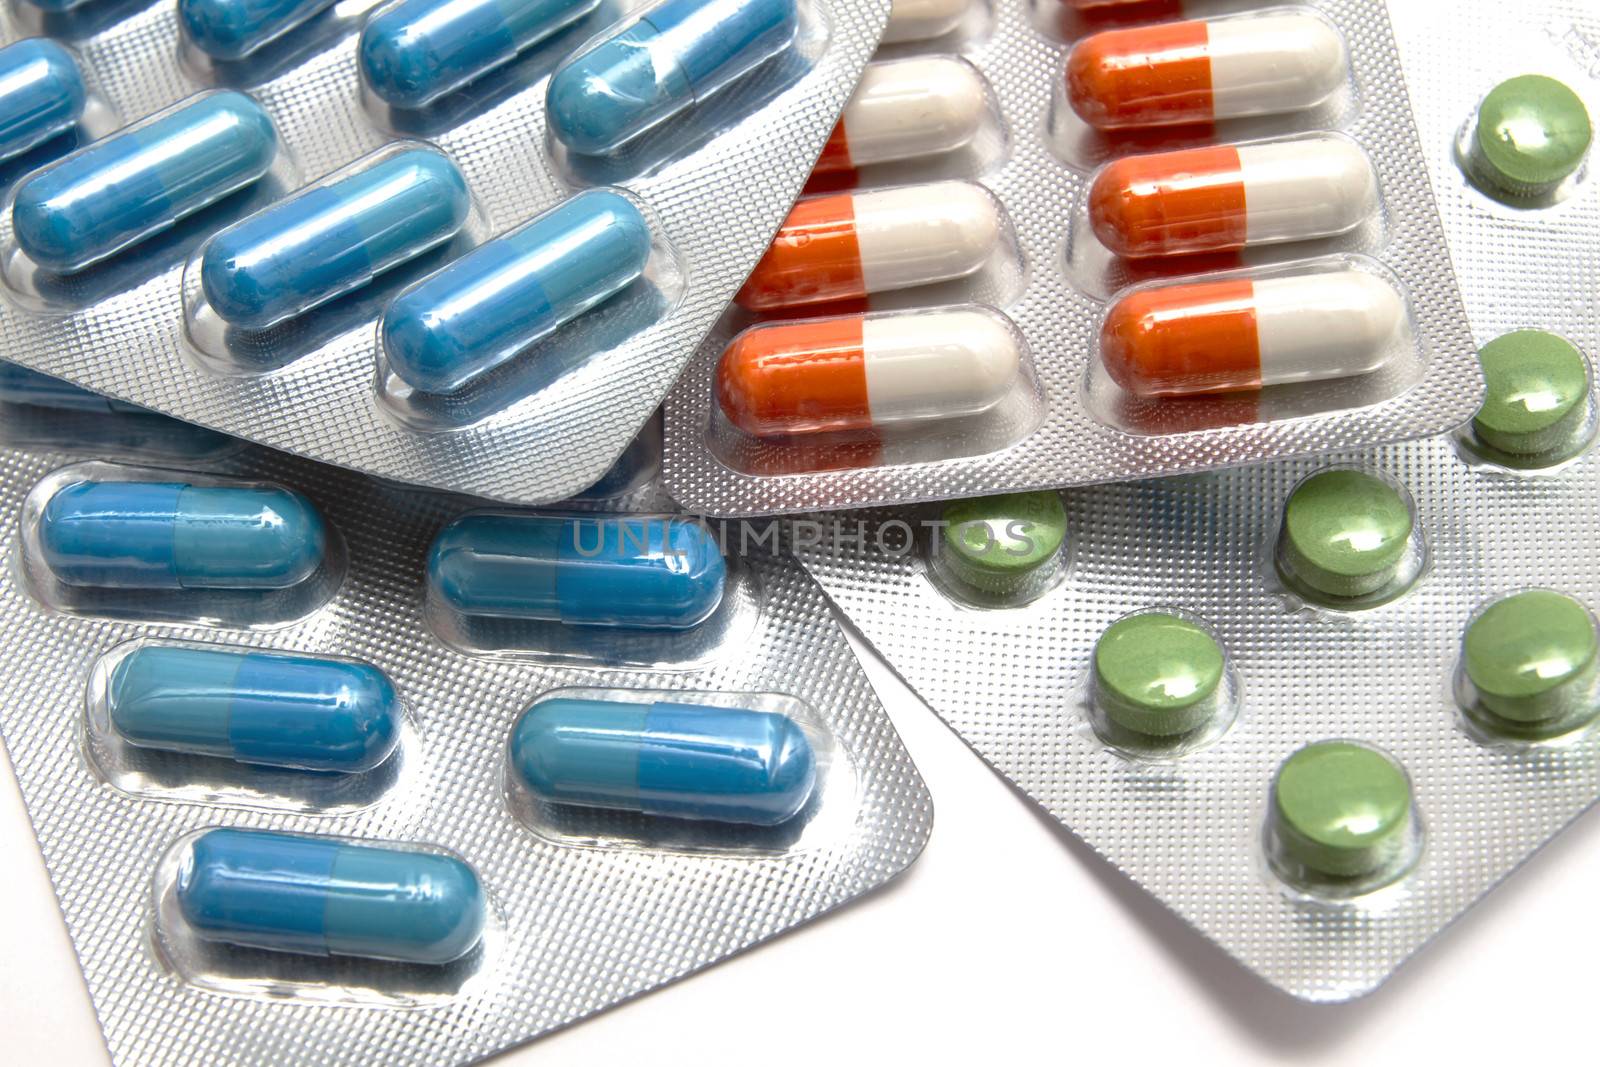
[2,625,1593,1066]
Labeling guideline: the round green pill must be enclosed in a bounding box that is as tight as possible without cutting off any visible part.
[1093,612,1225,737]
[1464,590,1599,727]
[1271,741,1415,881]
[939,491,1067,597]
[1471,75,1592,198]
[1279,469,1415,601]
[1472,330,1592,457]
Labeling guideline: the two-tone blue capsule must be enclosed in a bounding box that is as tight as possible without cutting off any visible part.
[12,91,279,274]
[510,697,817,825]
[109,646,400,772]
[546,0,799,155]
[201,147,470,330]
[428,512,725,627]
[175,829,485,964]
[40,480,326,589]
[382,188,651,393]
[0,39,86,163]
[180,0,337,61]
[360,0,599,110]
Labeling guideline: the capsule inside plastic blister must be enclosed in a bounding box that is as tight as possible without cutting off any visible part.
[1086,608,1240,757]
[1273,466,1427,610]
[359,0,602,110]
[8,90,281,274]
[813,55,991,177]
[179,0,338,61]
[927,491,1068,607]
[381,188,653,394]
[1265,740,1422,896]
[195,144,472,333]
[1460,329,1598,469]
[545,0,800,156]
[1455,589,1600,742]
[0,39,87,164]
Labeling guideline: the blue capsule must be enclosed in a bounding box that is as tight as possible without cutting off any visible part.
[40,480,326,589]
[0,361,141,415]
[382,188,651,393]
[0,40,86,163]
[12,91,279,274]
[201,147,471,331]
[360,0,600,110]
[176,829,485,964]
[180,0,337,61]
[428,512,725,627]
[546,0,798,155]
[109,646,400,772]
[510,697,816,825]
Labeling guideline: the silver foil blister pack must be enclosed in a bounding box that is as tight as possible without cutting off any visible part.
[793,0,1600,1001]
[0,418,932,1063]
[0,0,888,505]
[662,0,1483,516]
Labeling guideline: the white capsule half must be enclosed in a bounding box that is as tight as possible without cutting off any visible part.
[860,181,999,291]
[1208,14,1347,120]
[819,57,986,172]
[1239,137,1378,245]
[1253,271,1403,384]
[863,309,1021,424]
[882,0,969,44]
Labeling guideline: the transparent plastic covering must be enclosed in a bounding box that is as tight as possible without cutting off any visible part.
[0,0,891,505]
[663,0,1483,516]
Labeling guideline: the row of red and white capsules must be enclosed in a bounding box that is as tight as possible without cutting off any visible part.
[0,0,893,508]
[0,390,931,1061]
[661,0,1481,518]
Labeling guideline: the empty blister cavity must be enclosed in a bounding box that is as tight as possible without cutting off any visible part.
[1458,74,1593,206]
[1264,740,1422,898]
[154,828,496,1006]
[19,461,344,627]
[85,638,419,813]
[1085,607,1240,757]
[505,687,856,854]
[179,0,340,61]
[1457,330,1598,470]
[1272,465,1427,611]
[426,510,757,667]
[926,490,1069,607]
[359,0,603,110]
[184,143,480,370]
[1455,589,1600,743]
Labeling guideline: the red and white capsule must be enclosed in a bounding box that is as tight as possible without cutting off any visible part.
[884,0,970,43]
[717,308,1021,436]
[737,182,1001,311]
[1100,269,1405,397]
[1089,135,1379,258]
[815,57,987,175]
[1067,13,1346,130]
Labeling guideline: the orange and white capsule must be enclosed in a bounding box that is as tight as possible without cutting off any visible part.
[815,57,986,175]
[1067,13,1346,130]
[737,182,1000,311]
[717,308,1021,435]
[1100,269,1404,397]
[1089,136,1378,258]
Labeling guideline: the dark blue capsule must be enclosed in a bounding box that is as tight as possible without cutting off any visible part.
[180,0,337,61]
[429,512,725,627]
[40,480,326,589]
[0,39,86,163]
[201,147,471,330]
[176,828,485,963]
[12,91,279,274]
[109,646,400,772]
[510,697,817,825]
[360,0,600,109]
[0,361,141,414]
[546,0,798,155]
[382,188,651,393]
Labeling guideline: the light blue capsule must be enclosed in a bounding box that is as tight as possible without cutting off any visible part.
[40,480,326,589]
[176,829,485,963]
[0,40,86,163]
[12,91,279,274]
[382,188,651,393]
[109,646,400,772]
[201,147,471,330]
[428,512,725,627]
[510,697,817,825]
[546,0,798,155]
[180,0,337,60]
[360,0,599,109]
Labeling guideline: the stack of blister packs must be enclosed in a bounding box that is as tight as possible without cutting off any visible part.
[0,0,1593,1061]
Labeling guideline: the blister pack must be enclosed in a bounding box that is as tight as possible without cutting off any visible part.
[0,397,932,1062]
[0,0,891,505]
[662,0,1482,516]
[790,0,1600,1001]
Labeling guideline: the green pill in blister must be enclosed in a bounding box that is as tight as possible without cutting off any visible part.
[1464,589,1600,731]
[1093,612,1224,737]
[939,491,1066,599]
[1472,330,1592,459]
[1470,74,1592,198]
[1278,469,1415,602]
[1270,740,1416,883]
